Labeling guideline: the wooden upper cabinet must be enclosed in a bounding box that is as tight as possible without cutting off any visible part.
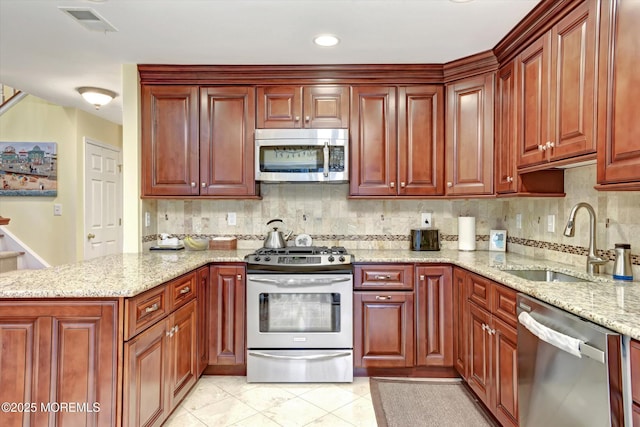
[397,86,445,196]
[350,86,397,196]
[256,85,348,128]
[517,0,598,169]
[200,86,256,196]
[445,74,494,196]
[350,85,444,197]
[596,0,640,189]
[141,85,200,196]
[495,61,518,194]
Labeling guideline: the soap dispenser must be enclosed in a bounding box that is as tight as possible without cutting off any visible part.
[612,243,633,281]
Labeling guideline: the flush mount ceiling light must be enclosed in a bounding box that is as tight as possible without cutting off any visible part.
[313,34,340,47]
[77,87,117,109]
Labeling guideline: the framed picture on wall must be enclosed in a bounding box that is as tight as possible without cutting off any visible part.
[490,229,507,252]
[0,142,57,196]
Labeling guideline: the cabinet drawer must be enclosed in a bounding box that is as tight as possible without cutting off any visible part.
[354,264,414,290]
[492,284,518,328]
[125,284,170,340]
[468,273,491,310]
[169,271,197,310]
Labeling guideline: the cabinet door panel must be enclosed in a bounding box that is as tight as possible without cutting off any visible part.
[168,300,198,409]
[453,268,469,379]
[445,74,494,195]
[468,303,492,408]
[350,86,397,196]
[209,265,245,365]
[517,36,550,168]
[597,0,640,185]
[415,266,453,367]
[141,86,199,196]
[124,320,169,427]
[200,87,256,196]
[550,1,597,161]
[354,292,414,368]
[257,86,302,128]
[197,266,210,375]
[495,62,517,194]
[493,317,518,427]
[304,86,349,128]
[398,86,444,196]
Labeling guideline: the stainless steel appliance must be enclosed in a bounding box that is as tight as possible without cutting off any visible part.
[255,128,348,182]
[517,294,630,427]
[613,243,633,281]
[245,246,354,382]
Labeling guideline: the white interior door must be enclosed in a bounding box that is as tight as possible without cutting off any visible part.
[84,139,122,260]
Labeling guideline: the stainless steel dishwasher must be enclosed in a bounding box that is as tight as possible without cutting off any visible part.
[517,294,630,427]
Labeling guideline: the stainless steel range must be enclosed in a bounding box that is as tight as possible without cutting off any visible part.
[245,246,354,383]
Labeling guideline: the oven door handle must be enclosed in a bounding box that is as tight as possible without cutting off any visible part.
[248,351,352,361]
[249,277,351,287]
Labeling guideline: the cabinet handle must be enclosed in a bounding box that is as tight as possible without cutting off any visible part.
[447,182,453,188]
[390,182,395,188]
[374,274,391,280]
[538,144,547,151]
[191,182,196,187]
[547,141,555,149]
[506,176,513,183]
[481,323,487,331]
[179,286,190,294]
[237,274,242,281]
[145,303,159,314]
[174,325,179,334]
[375,296,392,300]
[400,182,406,188]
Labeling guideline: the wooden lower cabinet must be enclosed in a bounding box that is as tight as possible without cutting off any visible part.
[123,299,197,427]
[467,275,518,427]
[209,264,245,367]
[354,291,415,368]
[632,339,640,425]
[415,265,453,367]
[196,265,210,375]
[0,300,118,427]
[453,267,469,379]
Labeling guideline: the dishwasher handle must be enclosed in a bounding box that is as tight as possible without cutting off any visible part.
[518,311,605,363]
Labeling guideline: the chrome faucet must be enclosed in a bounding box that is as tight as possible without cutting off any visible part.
[563,202,607,274]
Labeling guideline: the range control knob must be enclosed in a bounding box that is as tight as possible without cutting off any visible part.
[264,256,271,262]
[339,256,346,262]
[327,256,335,262]
[253,256,261,262]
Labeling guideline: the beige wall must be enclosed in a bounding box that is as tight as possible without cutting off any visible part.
[0,95,122,265]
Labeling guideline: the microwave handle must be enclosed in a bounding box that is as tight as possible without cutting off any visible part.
[323,142,329,177]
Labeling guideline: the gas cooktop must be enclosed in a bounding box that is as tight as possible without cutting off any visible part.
[245,246,353,271]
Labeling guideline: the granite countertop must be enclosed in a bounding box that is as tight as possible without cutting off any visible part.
[0,248,638,340]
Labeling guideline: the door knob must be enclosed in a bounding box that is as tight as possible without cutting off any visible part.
[87,233,96,239]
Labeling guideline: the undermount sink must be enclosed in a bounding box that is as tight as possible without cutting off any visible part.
[501,269,589,283]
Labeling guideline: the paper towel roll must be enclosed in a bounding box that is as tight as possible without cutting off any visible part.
[458,217,476,251]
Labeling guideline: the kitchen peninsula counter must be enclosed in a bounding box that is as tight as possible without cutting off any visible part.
[0,248,638,340]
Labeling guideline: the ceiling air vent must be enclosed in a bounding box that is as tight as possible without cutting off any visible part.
[59,7,118,32]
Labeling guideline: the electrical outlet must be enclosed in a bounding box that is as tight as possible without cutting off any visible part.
[547,214,555,232]
[421,212,432,228]
[227,212,237,226]
[145,212,151,227]
[516,213,522,229]
[53,204,62,216]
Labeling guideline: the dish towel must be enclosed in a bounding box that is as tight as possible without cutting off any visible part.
[518,311,583,358]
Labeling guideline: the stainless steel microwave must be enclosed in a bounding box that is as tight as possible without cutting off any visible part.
[255,129,349,182]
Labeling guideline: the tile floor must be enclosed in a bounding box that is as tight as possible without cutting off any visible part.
[164,376,377,427]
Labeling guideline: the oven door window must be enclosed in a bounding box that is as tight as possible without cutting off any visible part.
[259,292,341,333]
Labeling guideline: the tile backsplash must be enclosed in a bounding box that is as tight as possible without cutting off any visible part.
[146,164,639,277]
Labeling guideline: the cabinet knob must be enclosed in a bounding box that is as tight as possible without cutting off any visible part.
[305,116,310,122]
[201,182,206,188]
[295,116,300,121]
[191,182,196,187]
[538,144,547,151]
[447,182,453,188]
[237,275,242,281]
[506,176,513,183]
[400,182,406,188]
[419,275,425,280]
[390,182,395,188]
[547,141,555,149]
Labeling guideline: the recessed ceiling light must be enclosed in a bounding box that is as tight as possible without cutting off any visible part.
[313,35,340,47]
[449,0,474,3]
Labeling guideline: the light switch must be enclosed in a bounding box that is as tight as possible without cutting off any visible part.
[53,204,62,216]
[547,214,555,233]
[227,212,237,226]
[516,214,522,229]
